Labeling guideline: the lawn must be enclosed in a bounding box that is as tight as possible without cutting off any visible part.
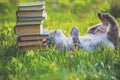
[0,0,120,80]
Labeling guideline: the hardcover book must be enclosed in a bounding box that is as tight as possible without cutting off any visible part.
[19,1,45,7]
[17,15,47,21]
[17,39,45,47]
[18,5,45,11]
[19,44,48,50]
[14,23,43,36]
[17,9,45,17]
[18,34,49,41]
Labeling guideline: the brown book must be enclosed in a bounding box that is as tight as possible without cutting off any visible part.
[17,9,45,17]
[17,39,46,47]
[19,1,45,7]
[19,44,48,50]
[17,15,46,21]
[19,34,49,41]
[18,5,45,11]
[17,20,44,25]
[14,23,43,36]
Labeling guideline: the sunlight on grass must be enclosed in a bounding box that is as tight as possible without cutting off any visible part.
[0,0,120,80]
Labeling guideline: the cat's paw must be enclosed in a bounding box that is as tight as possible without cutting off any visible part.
[97,12,102,18]
[97,12,104,20]
[103,13,111,20]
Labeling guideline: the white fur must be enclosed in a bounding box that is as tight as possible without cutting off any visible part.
[49,29,74,52]
[78,33,114,52]
[88,23,109,36]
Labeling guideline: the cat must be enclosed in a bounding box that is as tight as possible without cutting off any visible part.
[48,12,120,52]
[71,12,120,52]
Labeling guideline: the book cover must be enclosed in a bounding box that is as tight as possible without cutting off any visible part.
[19,1,45,7]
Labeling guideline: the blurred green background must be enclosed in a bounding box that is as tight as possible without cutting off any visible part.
[0,0,120,80]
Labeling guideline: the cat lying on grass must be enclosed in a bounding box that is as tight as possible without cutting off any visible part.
[49,12,120,52]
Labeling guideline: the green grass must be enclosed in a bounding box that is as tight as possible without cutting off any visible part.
[0,0,120,80]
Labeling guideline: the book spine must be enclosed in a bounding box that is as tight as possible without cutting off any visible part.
[15,23,41,26]
[19,34,49,37]
[19,44,49,51]
[17,37,43,42]
[17,9,44,12]
[19,1,45,7]
[18,5,45,10]
[17,16,46,18]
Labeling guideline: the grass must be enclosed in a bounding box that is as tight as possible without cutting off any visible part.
[0,0,120,80]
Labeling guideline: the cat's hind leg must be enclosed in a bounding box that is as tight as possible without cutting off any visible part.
[70,27,82,49]
[103,13,119,47]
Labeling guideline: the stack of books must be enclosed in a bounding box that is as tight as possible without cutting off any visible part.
[14,1,49,50]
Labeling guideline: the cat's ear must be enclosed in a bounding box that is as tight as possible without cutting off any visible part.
[49,30,55,36]
[56,29,63,36]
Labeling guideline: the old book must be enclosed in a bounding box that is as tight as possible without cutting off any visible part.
[18,5,45,11]
[17,20,44,25]
[19,34,49,41]
[17,9,45,17]
[19,1,45,7]
[14,22,43,36]
[17,20,42,22]
[18,1,45,11]
[17,39,46,47]
[19,44,48,50]
[17,15,47,21]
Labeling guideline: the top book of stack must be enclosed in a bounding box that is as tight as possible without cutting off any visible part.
[19,1,45,10]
